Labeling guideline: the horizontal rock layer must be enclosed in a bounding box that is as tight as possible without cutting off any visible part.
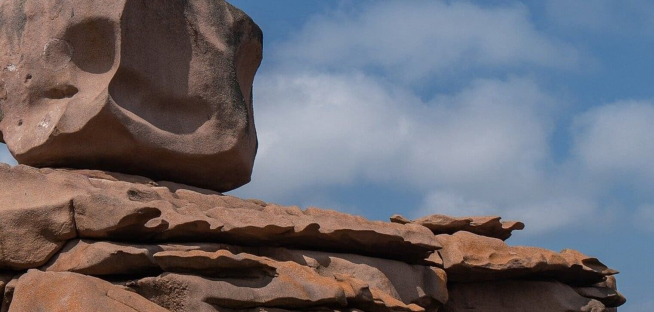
[436,231,617,285]
[391,214,524,240]
[0,164,439,269]
[0,164,624,311]
[443,280,620,312]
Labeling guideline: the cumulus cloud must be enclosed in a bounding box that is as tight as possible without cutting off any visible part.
[230,0,616,232]
[277,0,578,81]
[416,191,598,233]
[573,101,654,180]
[232,67,594,231]
[230,0,598,231]
[238,72,552,193]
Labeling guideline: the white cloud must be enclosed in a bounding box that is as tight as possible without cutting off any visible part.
[573,101,654,180]
[277,0,578,82]
[244,70,415,197]
[231,0,599,232]
[417,191,497,217]
[233,69,572,230]
[416,191,598,233]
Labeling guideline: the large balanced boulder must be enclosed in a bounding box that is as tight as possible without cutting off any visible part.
[0,0,262,192]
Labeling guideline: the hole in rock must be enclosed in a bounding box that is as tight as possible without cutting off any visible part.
[108,0,210,135]
[64,18,117,74]
[43,85,79,99]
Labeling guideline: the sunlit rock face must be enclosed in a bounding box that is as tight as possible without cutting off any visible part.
[0,166,625,311]
[0,0,262,192]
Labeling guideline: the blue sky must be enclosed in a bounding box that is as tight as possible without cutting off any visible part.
[1,0,652,310]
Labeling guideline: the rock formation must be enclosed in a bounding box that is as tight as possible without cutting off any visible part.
[0,165,626,311]
[0,0,625,311]
[0,0,262,192]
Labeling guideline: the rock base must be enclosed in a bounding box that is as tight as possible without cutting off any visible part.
[0,165,625,311]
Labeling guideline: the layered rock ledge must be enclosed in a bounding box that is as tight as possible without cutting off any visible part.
[0,164,625,311]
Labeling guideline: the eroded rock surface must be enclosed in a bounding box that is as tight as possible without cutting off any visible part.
[391,214,524,240]
[44,240,448,311]
[9,270,168,312]
[0,165,625,311]
[436,231,617,285]
[0,273,13,312]
[0,165,77,270]
[0,0,262,192]
[0,165,439,264]
[444,281,614,312]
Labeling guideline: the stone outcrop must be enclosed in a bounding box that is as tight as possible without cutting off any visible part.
[9,270,168,312]
[0,0,625,310]
[443,280,617,312]
[435,231,616,285]
[0,165,625,311]
[391,214,524,240]
[0,165,439,267]
[0,0,262,192]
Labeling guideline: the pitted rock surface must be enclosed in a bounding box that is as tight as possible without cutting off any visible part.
[443,280,613,312]
[0,165,439,266]
[0,164,625,311]
[0,0,262,192]
[9,270,168,312]
[44,240,448,310]
[391,214,524,240]
[0,2,628,308]
[436,231,617,285]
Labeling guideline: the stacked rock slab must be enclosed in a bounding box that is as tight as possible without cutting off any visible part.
[0,0,625,311]
[0,165,626,311]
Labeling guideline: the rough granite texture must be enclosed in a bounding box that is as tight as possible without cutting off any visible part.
[0,0,262,192]
[0,0,625,310]
[0,165,625,311]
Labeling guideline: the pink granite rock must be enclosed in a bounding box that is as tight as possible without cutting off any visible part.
[0,0,262,192]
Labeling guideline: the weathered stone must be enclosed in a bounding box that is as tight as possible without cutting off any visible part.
[0,274,13,295]
[392,214,524,240]
[129,271,428,312]
[0,163,626,310]
[0,0,628,309]
[0,0,263,192]
[0,164,77,270]
[436,231,616,285]
[43,240,162,276]
[0,166,439,262]
[9,270,168,312]
[0,274,15,312]
[443,280,611,312]
[574,276,626,308]
[258,248,448,308]
[1,275,18,312]
[44,240,448,310]
[573,286,626,308]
